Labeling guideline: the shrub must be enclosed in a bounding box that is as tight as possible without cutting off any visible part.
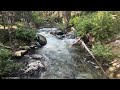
[91,42,114,62]
[0,58,23,76]
[69,13,95,37]
[92,12,115,41]
[69,11,116,42]
[15,21,26,29]
[0,48,23,76]
[56,23,66,30]
[16,28,36,41]
[0,48,12,60]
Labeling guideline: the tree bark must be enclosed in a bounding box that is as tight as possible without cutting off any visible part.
[62,11,71,26]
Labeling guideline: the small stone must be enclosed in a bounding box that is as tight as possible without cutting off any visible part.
[31,54,43,59]
[116,74,120,79]
[19,46,30,50]
[109,67,116,72]
[94,66,100,69]
[109,73,114,79]
[30,45,36,48]
[111,59,117,64]
[14,50,27,57]
[112,62,119,67]
[116,64,120,68]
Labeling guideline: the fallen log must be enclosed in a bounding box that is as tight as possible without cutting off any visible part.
[80,39,109,79]
[69,27,109,78]
[0,44,13,50]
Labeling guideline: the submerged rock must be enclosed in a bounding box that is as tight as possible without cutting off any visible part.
[50,30,64,36]
[66,27,77,39]
[56,35,65,39]
[31,54,43,60]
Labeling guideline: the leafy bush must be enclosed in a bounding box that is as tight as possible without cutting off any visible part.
[16,28,36,41]
[0,48,23,76]
[0,58,23,76]
[56,23,66,30]
[91,42,114,62]
[0,48,12,60]
[69,13,95,36]
[15,21,27,29]
[69,11,116,42]
[92,12,115,41]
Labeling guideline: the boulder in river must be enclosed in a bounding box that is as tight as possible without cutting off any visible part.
[50,30,64,36]
[24,60,45,73]
[35,34,47,46]
[55,30,64,35]
[66,27,77,39]
[56,35,65,39]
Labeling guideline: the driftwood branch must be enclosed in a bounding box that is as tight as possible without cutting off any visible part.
[80,39,109,79]
[70,27,109,78]
[0,44,13,50]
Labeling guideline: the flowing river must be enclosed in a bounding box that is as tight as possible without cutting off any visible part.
[19,27,105,79]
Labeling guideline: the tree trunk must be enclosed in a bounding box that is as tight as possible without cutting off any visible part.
[58,11,60,18]
[6,11,12,48]
[62,11,71,26]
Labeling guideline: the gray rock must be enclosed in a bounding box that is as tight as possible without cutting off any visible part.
[31,54,43,60]
[24,60,45,73]
[35,34,47,46]
[55,30,64,35]
[56,35,65,39]
[66,27,77,39]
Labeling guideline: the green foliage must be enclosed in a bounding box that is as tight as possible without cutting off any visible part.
[16,28,36,41]
[69,14,94,36]
[0,48,23,76]
[92,12,115,41]
[112,12,120,35]
[69,16,80,27]
[15,21,36,42]
[0,59,23,76]
[91,42,114,61]
[15,21,27,29]
[69,11,116,42]
[31,11,45,28]
[0,30,9,44]
[0,48,12,60]
[56,23,66,30]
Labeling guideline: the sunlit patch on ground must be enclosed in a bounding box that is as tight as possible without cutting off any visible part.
[0,25,18,30]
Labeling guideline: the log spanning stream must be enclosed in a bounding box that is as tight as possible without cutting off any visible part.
[19,28,105,79]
